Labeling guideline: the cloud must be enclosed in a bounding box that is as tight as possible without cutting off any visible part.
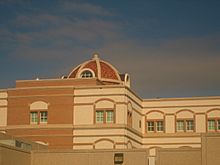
[61,1,113,16]
[0,0,121,61]
[9,17,121,60]
[97,35,220,97]
[1,1,220,98]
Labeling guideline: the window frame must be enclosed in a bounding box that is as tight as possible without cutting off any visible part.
[156,120,164,132]
[30,110,48,125]
[146,120,164,133]
[30,111,38,124]
[40,111,48,124]
[207,118,220,132]
[79,68,95,79]
[95,109,115,124]
[176,120,185,132]
[176,119,195,132]
[106,110,114,123]
[186,120,194,131]
[80,70,93,78]
[96,110,104,124]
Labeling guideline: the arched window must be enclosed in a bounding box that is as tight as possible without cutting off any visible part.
[94,99,115,124]
[175,110,195,132]
[80,70,93,78]
[145,111,164,133]
[207,109,220,132]
[30,101,48,125]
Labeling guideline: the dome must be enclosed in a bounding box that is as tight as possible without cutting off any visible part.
[68,54,122,84]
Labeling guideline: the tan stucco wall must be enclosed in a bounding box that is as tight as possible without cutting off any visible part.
[32,149,148,165]
[165,115,175,133]
[202,133,220,165]
[116,104,126,124]
[0,144,30,165]
[74,87,125,96]
[74,105,93,125]
[156,148,201,165]
[0,107,7,127]
[132,110,142,132]
[0,91,7,128]
[196,114,206,132]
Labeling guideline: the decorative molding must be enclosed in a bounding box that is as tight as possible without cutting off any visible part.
[6,124,74,129]
[143,104,220,109]
[0,105,7,108]
[142,142,201,145]
[143,96,220,102]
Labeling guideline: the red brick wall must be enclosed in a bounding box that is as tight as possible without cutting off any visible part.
[7,86,75,149]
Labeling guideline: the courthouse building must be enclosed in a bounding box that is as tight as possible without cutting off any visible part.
[0,54,220,163]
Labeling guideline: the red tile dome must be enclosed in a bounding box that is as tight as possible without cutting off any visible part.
[68,54,122,83]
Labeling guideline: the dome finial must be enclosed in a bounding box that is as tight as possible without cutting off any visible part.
[93,53,99,60]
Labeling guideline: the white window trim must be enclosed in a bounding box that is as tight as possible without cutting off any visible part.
[40,111,48,124]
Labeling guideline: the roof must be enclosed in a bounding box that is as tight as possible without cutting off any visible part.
[68,54,122,84]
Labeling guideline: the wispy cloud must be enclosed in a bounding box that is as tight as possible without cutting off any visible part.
[97,34,220,97]
[61,1,113,16]
[0,1,220,98]
[1,1,121,60]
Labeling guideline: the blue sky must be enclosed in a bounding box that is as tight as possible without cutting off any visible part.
[0,0,220,98]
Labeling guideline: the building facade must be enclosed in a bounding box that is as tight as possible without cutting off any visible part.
[0,54,220,160]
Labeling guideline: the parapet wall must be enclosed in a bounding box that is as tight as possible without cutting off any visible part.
[0,144,31,165]
[156,133,220,165]
[31,149,149,165]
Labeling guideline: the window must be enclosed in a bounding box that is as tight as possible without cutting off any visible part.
[156,121,164,132]
[95,110,114,124]
[176,119,194,132]
[186,120,194,131]
[146,120,164,133]
[176,120,184,131]
[106,110,114,123]
[40,111,48,124]
[208,120,215,131]
[96,111,104,123]
[207,118,220,132]
[30,112,38,124]
[80,70,93,78]
[30,111,48,124]
[147,121,154,132]
[127,111,132,127]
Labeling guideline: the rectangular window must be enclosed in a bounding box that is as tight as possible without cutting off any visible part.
[106,110,114,123]
[127,111,132,127]
[156,121,164,132]
[146,120,164,133]
[208,120,215,131]
[186,120,194,131]
[40,111,48,123]
[176,119,194,132]
[147,121,155,132]
[96,111,104,123]
[30,112,38,124]
[176,120,184,131]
